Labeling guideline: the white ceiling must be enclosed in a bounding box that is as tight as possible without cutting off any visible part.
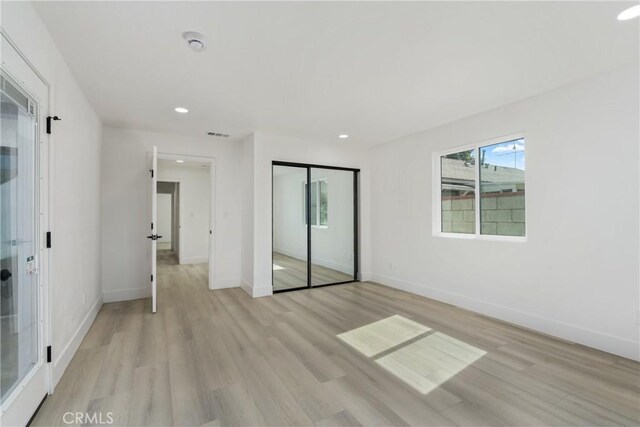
[33,1,638,147]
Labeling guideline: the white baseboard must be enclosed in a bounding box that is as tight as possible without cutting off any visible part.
[360,271,373,282]
[103,286,150,303]
[214,277,241,289]
[239,279,272,298]
[52,295,103,387]
[371,273,640,361]
[252,286,273,298]
[240,280,253,297]
[180,256,208,265]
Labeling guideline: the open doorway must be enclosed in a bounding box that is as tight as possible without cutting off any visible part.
[155,158,212,292]
[156,181,180,264]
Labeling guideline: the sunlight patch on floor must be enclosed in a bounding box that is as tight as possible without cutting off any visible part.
[337,315,431,357]
[337,315,486,394]
[376,332,486,394]
[273,264,285,271]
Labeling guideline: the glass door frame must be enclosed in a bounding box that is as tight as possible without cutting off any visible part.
[272,161,360,293]
[0,30,52,427]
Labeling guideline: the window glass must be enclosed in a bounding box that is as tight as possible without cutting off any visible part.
[440,150,476,234]
[479,139,525,236]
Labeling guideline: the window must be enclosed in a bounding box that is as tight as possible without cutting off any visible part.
[304,179,328,227]
[437,137,525,239]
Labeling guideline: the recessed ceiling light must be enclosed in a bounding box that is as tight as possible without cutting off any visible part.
[338,134,349,139]
[176,160,184,163]
[618,5,640,21]
[174,107,189,113]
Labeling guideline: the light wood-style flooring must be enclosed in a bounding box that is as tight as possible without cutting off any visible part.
[32,256,640,426]
[273,252,353,290]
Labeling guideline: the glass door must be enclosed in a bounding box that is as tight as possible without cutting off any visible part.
[0,69,45,424]
[272,164,309,291]
[310,167,356,286]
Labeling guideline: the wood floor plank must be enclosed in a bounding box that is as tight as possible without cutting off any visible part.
[127,363,174,427]
[337,315,431,357]
[206,383,266,427]
[315,410,363,427]
[271,320,346,383]
[329,352,458,426]
[261,336,346,422]
[236,354,315,426]
[553,393,639,426]
[441,401,509,427]
[324,376,411,427]
[30,253,640,427]
[85,392,131,427]
[523,362,640,421]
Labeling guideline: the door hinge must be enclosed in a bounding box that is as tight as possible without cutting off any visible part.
[46,116,61,134]
[150,169,154,178]
[151,222,154,230]
[46,231,52,248]
[46,346,52,363]
[151,274,153,282]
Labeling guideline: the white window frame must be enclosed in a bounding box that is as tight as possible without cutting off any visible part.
[432,133,527,242]
[303,178,328,228]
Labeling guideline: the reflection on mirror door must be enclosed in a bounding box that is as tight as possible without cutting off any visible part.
[272,162,358,292]
[272,165,308,291]
[310,168,355,286]
[0,72,39,404]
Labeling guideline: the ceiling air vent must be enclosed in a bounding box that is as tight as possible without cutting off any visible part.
[207,132,229,138]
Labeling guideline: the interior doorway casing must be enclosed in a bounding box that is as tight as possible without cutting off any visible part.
[272,161,360,293]
[156,153,216,290]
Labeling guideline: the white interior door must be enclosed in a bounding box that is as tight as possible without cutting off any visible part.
[0,35,50,426]
[149,146,158,313]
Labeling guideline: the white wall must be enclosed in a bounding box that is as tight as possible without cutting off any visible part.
[1,2,103,385]
[247,132,371,297]
[101,127,243,302]
[273,168,355,274]
[157,193,172,244]
[369,64,640,360]
[158,164,210,264]
[240,135,255,293]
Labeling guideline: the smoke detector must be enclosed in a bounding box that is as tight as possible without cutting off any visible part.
[183,31,207,52]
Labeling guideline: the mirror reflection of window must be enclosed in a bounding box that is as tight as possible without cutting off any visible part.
[304,179,328,227]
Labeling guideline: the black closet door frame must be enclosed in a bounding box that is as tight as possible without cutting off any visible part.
[272,161,360,293]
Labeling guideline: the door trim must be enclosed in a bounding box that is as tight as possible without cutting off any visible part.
[156,152,216,290]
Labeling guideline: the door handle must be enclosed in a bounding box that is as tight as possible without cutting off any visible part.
[1,269,11,282]
[146,235,163,240]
